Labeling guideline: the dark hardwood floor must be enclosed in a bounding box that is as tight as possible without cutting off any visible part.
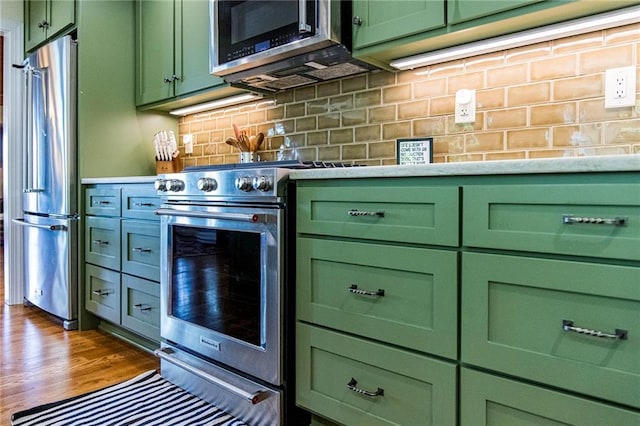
[0,248,159,423]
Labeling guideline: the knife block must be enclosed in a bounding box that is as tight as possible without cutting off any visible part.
[156,156,181,174]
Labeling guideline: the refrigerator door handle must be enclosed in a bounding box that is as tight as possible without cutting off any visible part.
[22,65,34,193]
[12,218,67,231]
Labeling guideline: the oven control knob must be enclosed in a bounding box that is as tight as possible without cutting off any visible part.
[154,179,168,192]
[235,176,254,192]
[252,176,272,191]
[197,177,218,192]
[166,179,185,192]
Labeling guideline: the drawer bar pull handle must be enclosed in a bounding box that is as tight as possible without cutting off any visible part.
[562,215,626,226]
[133,202,155,207]
[348,284,385,297]
[348,209,384,217]
[347,378,384,397]
[134,303,152,311]
[92,289,111,297]
[132,247,152,253]
[92,239,109,245]
[94,200,111,205]
[562,320,627,340]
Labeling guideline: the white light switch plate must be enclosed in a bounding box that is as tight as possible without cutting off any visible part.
[605,66,636,108]
[455,89,476,123]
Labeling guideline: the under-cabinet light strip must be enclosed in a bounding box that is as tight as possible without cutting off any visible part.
[390,5,640,70]
[169,93,263,116]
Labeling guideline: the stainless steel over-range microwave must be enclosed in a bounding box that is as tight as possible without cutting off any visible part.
[209,0,376,92]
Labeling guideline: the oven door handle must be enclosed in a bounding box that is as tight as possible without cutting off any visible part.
[155,208,266,223]
[154,347,270,405]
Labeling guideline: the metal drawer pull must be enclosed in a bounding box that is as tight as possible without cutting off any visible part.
[92,289,111,296]
[562,320,628,340]
[93,239,109,245]
[347,378,384,397]
[94,200,111,205]
[562,215,626,226]
[348,209,384,217]
[133,202,155,207]
[133,303,152,311]
[132,247,152,253]
[348,284,385,297]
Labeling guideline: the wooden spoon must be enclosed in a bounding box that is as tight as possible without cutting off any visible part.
[226,137,243,151]
[254,132,265,150]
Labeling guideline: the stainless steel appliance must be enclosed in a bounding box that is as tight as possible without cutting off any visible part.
[13,36,78,330]
[210,0,378,92]
[155,162,303,425]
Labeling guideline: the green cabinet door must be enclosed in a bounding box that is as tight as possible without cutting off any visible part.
[461,252,640,409]
[25,0,75,52]
[461,368,640,426]
[352,0,446,50]
[297,323,457,426]
[136,0,175,105]
[175,0,226,96]
[448,0,546,25]
[297,237,458,359]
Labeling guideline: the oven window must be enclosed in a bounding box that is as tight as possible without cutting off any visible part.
[171,225,262,346]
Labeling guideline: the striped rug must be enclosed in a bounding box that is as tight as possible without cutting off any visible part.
[11,370,248,426]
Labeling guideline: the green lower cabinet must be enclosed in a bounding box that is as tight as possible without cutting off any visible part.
[461,252,640,409]
[461,368,640,426]
[85,264,121,324]
[121,274,160,341]
[297,237,458,359]
[296,323,457,426]
[121,220,161,281]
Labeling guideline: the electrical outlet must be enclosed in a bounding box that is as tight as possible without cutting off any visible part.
[183,134,194,154]
[605,66,636,108]
[455,89,476,124]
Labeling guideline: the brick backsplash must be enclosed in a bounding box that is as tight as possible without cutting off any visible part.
[178,23,640,167]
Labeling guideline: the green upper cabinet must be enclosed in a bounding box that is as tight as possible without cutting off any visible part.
[24,0,75,52]
[352,0,445,50]
[136,0,239,109]
[136,0,174,106]
[448,0,545,25]
[353,0,638,68]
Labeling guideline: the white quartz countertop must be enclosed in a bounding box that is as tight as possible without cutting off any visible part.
[289,155,640,180]
[81,176,157,184]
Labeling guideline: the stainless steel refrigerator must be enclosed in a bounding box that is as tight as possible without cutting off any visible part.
[13,36,78,330]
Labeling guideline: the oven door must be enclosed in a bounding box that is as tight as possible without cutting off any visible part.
[211,0,327,74]
[158,203,283,386]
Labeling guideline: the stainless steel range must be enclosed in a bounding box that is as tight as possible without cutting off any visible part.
[154,161,354,425]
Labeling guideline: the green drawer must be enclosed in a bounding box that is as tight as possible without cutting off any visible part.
[121,220,160,281]
[122,185,161,221]
[461,252,640,408]
[297,237,457,359]
[463,184,640,260]
[296,323,457,426]
[85,264,121,324]
[297,182,459,246]
[121,274,160,342]
[85,216,121,270]
[461,368,640,426]
[85,186,121,217]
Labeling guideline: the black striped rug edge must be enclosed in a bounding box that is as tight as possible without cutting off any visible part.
[10,370,159,423]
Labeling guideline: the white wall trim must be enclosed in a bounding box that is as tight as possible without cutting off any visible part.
[2,17,26,305]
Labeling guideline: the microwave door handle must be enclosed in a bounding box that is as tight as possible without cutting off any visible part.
[298,0,311,33]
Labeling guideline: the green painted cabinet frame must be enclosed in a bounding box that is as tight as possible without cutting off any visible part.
[24,0,75,52]
[135,0,230,107]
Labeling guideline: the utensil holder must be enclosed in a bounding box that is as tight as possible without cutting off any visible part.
[240,152,260,163]
[156,156,181,174]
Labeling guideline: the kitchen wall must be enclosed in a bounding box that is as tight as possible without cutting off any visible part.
[177,22,640,167]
